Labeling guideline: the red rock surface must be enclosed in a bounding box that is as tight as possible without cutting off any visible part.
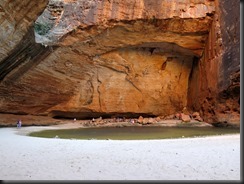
[0,0,240,127]
[187,0,240,127]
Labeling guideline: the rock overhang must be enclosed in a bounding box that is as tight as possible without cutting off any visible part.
[0,0,223,120]
[34,0,215,57]
[31,0,215,118]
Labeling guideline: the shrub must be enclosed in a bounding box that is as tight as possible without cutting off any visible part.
[34,22,52,35]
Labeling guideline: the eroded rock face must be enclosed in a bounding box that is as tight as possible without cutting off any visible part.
[0,0,240,126]
[34,0,215,46]
[187,0,240,127]
[0,0,48,61]
[0,0,215,119]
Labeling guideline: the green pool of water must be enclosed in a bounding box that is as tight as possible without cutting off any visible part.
[28,126,240,140]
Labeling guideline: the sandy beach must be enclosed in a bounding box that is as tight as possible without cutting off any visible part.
[0,124,241,181]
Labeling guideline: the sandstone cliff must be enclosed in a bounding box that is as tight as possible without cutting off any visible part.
[187,0,240,127]
[0,0,240,127]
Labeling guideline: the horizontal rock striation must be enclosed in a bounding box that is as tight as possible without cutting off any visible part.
[34,0,215,46]
[0,0,48,61]
[0,0,240,127]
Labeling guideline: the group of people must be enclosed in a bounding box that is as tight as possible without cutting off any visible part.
[16,119,22,128]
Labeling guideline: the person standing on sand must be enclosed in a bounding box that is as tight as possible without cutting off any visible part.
[17,119,22,128]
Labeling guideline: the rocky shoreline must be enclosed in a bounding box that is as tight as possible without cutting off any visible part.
[1,106,240,128]
[0,112,214,128]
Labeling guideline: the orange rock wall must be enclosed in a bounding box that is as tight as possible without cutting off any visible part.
[187,0,240,126]
[0,0,240,126]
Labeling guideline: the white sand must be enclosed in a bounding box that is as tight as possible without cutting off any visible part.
[0,125,241,181]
